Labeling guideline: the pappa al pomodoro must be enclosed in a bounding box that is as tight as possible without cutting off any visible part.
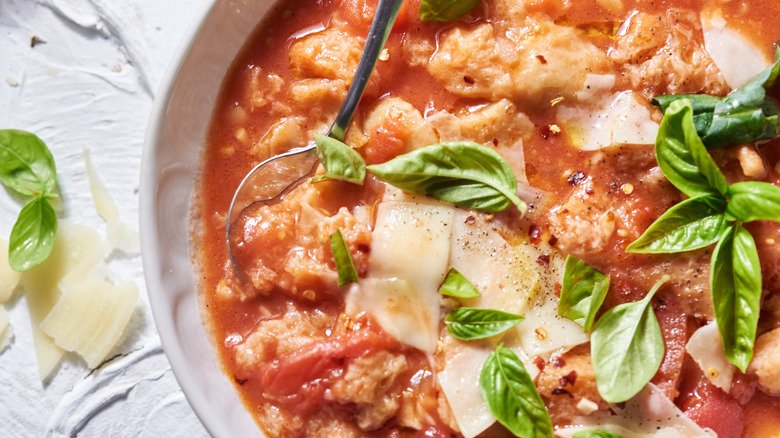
[193,0,780,436]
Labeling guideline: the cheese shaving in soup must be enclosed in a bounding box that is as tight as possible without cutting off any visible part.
[194,0,780,436]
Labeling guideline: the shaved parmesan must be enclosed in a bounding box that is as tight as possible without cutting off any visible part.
[83,146,119,221]
[347,201,454,353]
[40,277,138,368]
[557,91,659,151]
[686,322,736,391]
[438,342,495,438]
[0,238,21,303]
[438,337,541,438]
[0,305,12,353]
[106,219,141,253]
[702,12,771,89]
[556,384,715,438]
[449,210,539,316]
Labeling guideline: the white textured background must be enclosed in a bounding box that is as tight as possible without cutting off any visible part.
[1,0,210,436]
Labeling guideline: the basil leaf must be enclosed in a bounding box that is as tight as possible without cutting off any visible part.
[573,431,626,438]
[367,142,527,213]
[0,129,58,197]
[419,0,482,22]
[8,197,58,272]
[725,181,780,223]
[558,255,610,332]
[654,44,780,149]
[711,224,761,372]
[445,307,523,340]
[626,194,729,254]
[591,276,667,403]
[480,346,553,438]
[313,134,366,184]
[655,99,729,198]
[439,267,481,298]
[330,230,359,286]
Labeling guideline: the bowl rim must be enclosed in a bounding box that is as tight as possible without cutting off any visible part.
[139,0,224,435]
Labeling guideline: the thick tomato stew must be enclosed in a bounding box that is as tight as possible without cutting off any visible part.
[194,0,780,436]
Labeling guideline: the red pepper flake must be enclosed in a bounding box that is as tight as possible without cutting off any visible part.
[536,54,548,64]
[357,243,371,253]
[492,138,499,146]
[559,370,577,387]
[463,75,475,84]
[529,224,542,244]
[548,235,558,246]
[586,187,595,195]
[234,376,248,385]
[566,171,586,185]
[464,215,476,225]
[552,388,574,397]
[534,356,546,371]
[554,282,562,297]
[536,254,551,268]
[551,355,566,367]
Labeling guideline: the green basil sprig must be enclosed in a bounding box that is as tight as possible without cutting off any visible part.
[419,0,482,22]
[330,229,359,286]
[573,431,626,438]
[591,276,668,403]
[439,267,481,298]
[313,134,366,184]
[0,129,59,272]
[367,142,527,213]
[445,307,523,340]
[628,98,780,372]
[480,346,553,438]
[558,255,610,332]
[711,224,762,371]
[654,44,780,149]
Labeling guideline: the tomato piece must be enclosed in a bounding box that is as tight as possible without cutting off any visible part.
[677,357,744,438]
[258,327,398,413]
[650,292,688,399]
[364,118,407,164]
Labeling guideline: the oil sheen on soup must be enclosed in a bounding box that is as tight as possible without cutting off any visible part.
[194,0,780,437]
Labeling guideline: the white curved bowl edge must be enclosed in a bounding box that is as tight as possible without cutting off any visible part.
[140,0,275,436]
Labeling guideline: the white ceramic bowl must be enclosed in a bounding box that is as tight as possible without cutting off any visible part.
[140,1,276,436]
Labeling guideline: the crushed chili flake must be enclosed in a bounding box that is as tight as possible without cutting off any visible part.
[548,235,559,246]
[552,388,574,397]
[492,138,499,146]
[234,376,248,385]
[464,215,476,225]
[536,254,551,268]
[463,75,475,84]
[357,243,371,253]
[534,356,546,371]
[540,124,561,139]
[567,171,586,185]
[529,224,542,244]
[559,371,577,387]
[536,54,548,64]
[554,282,562,297]
[551,355,566,367]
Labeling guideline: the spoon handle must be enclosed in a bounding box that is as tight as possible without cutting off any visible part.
[328,0,404,141]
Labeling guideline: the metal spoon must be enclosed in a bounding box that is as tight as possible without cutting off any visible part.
[226,0,403,282]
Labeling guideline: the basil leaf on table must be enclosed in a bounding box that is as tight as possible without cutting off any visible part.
[419,0,482,22]
[313,134,366,184]
[654,44,780,149]
[367,142,527,213]
[439,267,481,298]
[0,129,58,197]
[725,181,780,223]
[330,230,359,286]
[558,255,610,332]
[655,99,729,198]
[8,197,58,272]
[626,194,729,254]
[591,276,668,403]
[480,346,553,438]
[572,431,626,438]
[445,307,523,340]
[711,224,762,372]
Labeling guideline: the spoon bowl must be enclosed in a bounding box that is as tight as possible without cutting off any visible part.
[225,0,403,281]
